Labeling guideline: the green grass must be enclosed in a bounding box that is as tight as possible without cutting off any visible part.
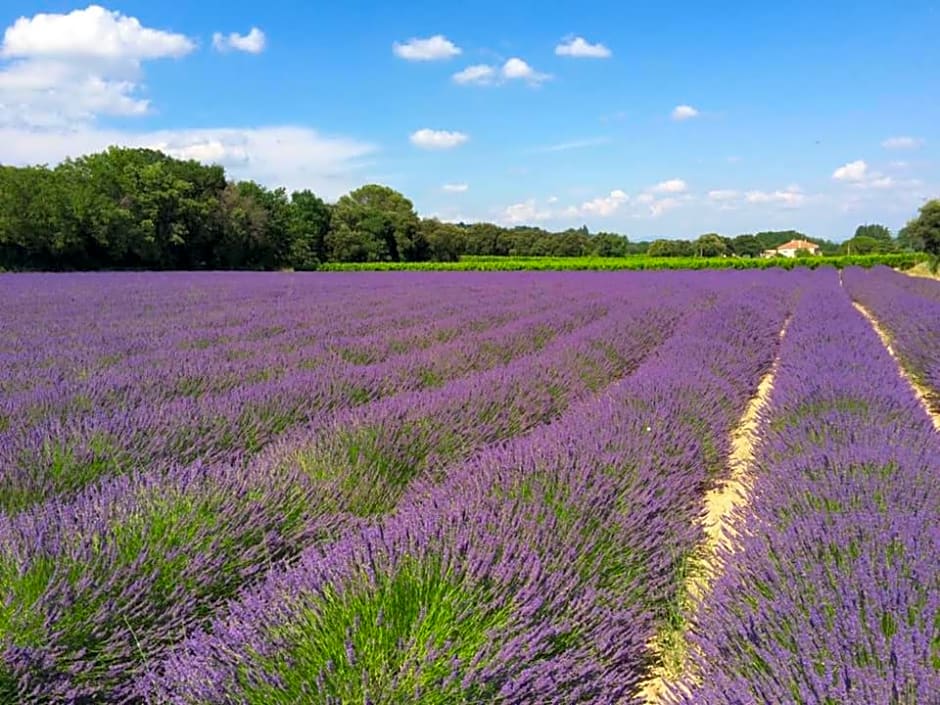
[239,555,512,705]
[319,253,926,272]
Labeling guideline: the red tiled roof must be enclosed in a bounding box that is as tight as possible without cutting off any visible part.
[776,239,819,250]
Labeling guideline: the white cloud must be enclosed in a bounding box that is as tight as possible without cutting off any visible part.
[163,138,248,164]
[452,64,495,85]
[881,136,924,150]
[409,128,469,150]
[0,6,195,128]
[442,183,469,192]
[533,137,610,153]
[708,189,739,201]
[868,176,895,189]
[650,178,688,194]
[555,36,611,59]
[1,5,194,60]
[212,27,266,54]
[453,57,550,87]
[580,189,629,216]
[832,160,869,182]
[649,197,681,217]
[744,186,806,207]
[831,159,920,193]
[0,125,375,198]
[502,57,550,85]
[393,35,461,61]
[503,198,552,224]
[671,105,699,121]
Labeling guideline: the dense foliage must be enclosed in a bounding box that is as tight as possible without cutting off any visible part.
[1,147,932,270]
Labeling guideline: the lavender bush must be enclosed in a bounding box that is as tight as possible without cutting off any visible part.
[672,274,940,704]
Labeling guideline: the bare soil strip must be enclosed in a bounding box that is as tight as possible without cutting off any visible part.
[637,320,789,704]
[899,263,940,281]
[852,302,940,432]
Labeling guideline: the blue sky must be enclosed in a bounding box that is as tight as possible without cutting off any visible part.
[1,2,938,240]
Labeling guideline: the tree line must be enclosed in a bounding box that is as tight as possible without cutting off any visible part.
[1,147,937,270]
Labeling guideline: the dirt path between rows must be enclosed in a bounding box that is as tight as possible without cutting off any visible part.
[852,302,940,433]
[637,320,790,704]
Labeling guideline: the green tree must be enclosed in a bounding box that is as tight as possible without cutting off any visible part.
[420,219,465,262]
[853,223,892,242]
[589,231,630,257]
[329,185,424,262]
[694,233,728,257]
[841,235,888,255]
[288,190,331,268]
[895,224,924,252]
[730,234,763,258]
[648,239,693,257]
[903,199,940,257]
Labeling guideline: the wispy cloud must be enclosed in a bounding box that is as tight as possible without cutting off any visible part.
[531,137,611,153]
[212,27,266,54]
[881,136,924,150]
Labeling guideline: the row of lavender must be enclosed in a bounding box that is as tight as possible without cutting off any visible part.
[141,272,799,703]
[0,272,719,701]
[843,266,940,405]
[672,276,940,703]
[0,274,647,513]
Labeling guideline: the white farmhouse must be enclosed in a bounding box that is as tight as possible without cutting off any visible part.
[761,239,821,258]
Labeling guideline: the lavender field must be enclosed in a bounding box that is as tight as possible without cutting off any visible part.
[0,268,937,704]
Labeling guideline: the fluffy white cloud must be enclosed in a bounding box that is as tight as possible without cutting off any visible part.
[831,159,919,193]
[0,125,375,198]
[393,35,461,61]
[0,6,195,127]
[650,178,688,194]
[744,186,805,207]
[708,189,739,201]
[453,58,549,86]
[409,128,469,150]
[554,36,611,58]
[452,64,495,85]
[832,160,869,182]
[579,189,628,216]
[503,199,552,224]
[881,136,924,150]
[671,105,699,121]
[1,5,194,60]
[212,27,266,54]
[442,183,469,192]
[502,57,550,85]
[162,138,248,164]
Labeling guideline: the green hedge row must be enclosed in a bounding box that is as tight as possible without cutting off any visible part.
[320,253,926,272]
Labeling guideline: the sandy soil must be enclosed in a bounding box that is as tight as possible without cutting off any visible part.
[899,263,940,281]
[637,321,789,704]
[852,302,940,432]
